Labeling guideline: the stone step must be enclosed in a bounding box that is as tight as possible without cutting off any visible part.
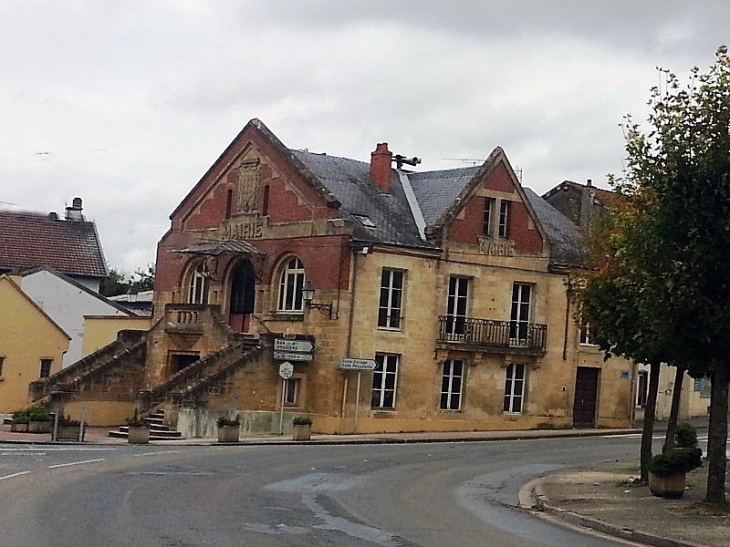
[108,430,183,441]
[114,425,182,438]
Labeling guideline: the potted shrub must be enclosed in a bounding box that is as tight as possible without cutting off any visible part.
[28,408,52,434]
[126,409,150,444]
[292,415,313,441]
[10,409,30,433]
[649,422,702,498]
[217,415,241,443]
[55,414,82,441]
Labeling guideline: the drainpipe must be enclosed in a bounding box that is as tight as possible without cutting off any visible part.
[340,248,362,433]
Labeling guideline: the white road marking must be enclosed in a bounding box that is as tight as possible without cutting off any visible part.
[48,458,105,469]
[0,471,30,481]
[133,450,182,457]
[1,452,46,456]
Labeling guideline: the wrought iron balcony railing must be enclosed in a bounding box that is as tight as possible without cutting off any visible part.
[437,316,547,353]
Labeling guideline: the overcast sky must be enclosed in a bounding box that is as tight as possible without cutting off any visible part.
[1,1,728,273]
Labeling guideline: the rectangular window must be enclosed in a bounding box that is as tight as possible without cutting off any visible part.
[39,359,52,379]
[483,198,494,235]
[446,276,470,336]
[283,378,300,406]
[371,353,399,410]
[503,363,526,413]
[278,258,305,312]
[440,360,464,410]
[0,356,4,377]
[579,323,594,345]
[378,269,404,329]
[498,200,510,238]
[509,283,532,343]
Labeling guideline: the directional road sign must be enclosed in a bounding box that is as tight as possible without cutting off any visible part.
[339,358,377,371]
[274,339,314,353]
[274,351,314,362]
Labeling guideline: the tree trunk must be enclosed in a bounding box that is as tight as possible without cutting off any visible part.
[663,367,685,454]
[640,362,661,483]
[704,364,729,505]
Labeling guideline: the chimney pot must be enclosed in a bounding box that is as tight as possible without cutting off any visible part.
[370,143,393,192]
[65,196,84,221]
[586,179,592,187]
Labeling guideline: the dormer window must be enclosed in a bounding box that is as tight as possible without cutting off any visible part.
[353,214,376,228]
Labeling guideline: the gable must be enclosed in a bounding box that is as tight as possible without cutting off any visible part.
[171,119,341,236]
[0,276,70,342]
[435,151,546,256]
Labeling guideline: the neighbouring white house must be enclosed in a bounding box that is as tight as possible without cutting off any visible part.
[20,267,136,367]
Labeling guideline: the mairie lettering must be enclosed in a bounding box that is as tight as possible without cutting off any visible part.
[223,221,264,239]
[478,237,515,257]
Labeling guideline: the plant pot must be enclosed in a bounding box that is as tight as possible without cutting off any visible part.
[56,425,82,441]
[217,424,240,443]
[292,424,311,441]
[10,422,29,433]
[128,425,150,444]
[649,471,686,498]
[28,420,51,434]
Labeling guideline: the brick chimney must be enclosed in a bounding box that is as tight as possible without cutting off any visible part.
[370,143,393,192]
[586,179,592,187]
[65,197,84,221]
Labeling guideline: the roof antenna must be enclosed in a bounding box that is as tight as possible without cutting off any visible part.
[393,154,421,170]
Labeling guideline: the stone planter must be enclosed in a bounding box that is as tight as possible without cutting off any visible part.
[649,471,686,498]
[56,425,82,441]
[28,420,51,434]
[10,422,29,433]
[292,424,311,441]
[217,424,240,443]
[127,425,150,444]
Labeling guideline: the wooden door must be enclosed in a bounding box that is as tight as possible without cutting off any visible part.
[573,367,599,428]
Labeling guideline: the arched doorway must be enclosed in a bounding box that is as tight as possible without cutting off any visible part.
[229,260,255,332]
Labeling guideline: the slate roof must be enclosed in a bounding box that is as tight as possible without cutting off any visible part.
[408,166,480,226]
[292,150,434,250]
[524,188,587,268]
[0,211,108,278]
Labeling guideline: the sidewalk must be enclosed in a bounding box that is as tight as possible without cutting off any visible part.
[522,462,729,547]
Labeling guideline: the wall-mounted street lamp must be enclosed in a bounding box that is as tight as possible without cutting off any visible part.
[302,281,334,319]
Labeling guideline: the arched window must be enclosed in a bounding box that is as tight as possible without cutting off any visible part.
[188,263,210,304]
[278,257,305,312]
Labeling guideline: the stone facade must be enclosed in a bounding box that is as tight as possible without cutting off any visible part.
[142,119,636,434]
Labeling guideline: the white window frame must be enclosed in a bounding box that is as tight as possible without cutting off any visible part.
[579,323,595,346]
[371,353,399,410]
[446,276,470,336]
[509,283,532,344]
[440,360,464,411]
[483,198,494,236]
[283,377,301,406]
[498,200,510,238]
[188,264,210,304]
[503,363,526,413]
[378,269,404,330]
[277,257,305,312]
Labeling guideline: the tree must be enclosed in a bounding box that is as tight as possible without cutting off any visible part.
[586,46,730,504]
[100,264,155,297]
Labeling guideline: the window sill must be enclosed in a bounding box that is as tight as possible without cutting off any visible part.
[267,312,304,322]
[376,327,403,333]
[371,409,396,416]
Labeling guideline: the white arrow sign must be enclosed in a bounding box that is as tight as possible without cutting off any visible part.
[279,362,294,379]
[275,338,314,353]
[339,358,377,371]
[275,351,314,362]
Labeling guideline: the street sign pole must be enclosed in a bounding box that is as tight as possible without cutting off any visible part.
[278,362,294,435]
[279,378,285,435]
[354,371,362,433]
[340,375,348,434]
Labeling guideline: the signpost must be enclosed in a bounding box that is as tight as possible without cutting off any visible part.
[275,339,314,353]
[279,362,294,434]
[339,358,377,371]
[274,351,313,362]
[339,357,378,433]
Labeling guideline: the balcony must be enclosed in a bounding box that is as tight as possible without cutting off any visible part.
[437,316,547,355]
[164,304,221,334]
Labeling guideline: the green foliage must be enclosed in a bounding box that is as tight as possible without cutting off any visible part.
[12,409,30,424]
[57,414,81,427]
[292,415,312,426]
[648,448,703,477]
[27,408,51,422]
[100,264,155,297]
[217,416,241,427]
[675,422,699,449]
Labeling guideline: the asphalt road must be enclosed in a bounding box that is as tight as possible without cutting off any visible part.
[0,436,644,547]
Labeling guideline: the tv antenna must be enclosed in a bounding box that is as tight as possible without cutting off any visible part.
[442,158,483,166]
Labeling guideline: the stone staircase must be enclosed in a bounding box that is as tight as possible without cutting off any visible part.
[137,334,263,413]
[108,410,183,441]
[29,330,148,405]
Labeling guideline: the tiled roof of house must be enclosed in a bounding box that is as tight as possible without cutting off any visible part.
[408,166,480,226]
[542,180,615,206]
[0,211,107,278]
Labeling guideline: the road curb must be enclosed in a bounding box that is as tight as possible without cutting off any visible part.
[519,476,709,547]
